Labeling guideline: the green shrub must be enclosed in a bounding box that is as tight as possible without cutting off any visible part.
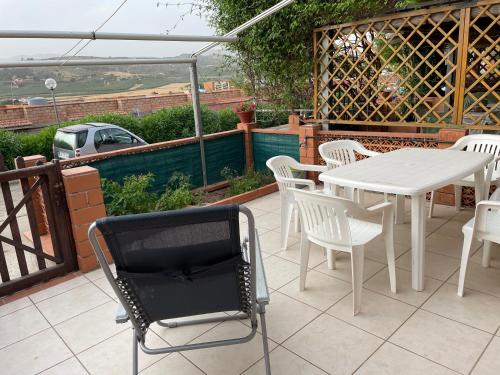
[155,172,195,211]
[79,113,142,137]
[0,130,23,169]
[217,108,240,132]
[222,167,275,197]
[19,126,59,161]
[255,102,290,128]
[101,173,157,216]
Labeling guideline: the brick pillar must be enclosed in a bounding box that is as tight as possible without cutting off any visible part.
[435,129,467,206]
[299,124,321,180]
[237,122,257,170]
[288,113,301,133]
[16,155,49,235]
[61,166,111,272]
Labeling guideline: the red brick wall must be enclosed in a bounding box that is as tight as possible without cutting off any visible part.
[0,89,245,129]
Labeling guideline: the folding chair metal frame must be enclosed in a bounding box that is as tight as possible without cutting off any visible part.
[88,205,271,375]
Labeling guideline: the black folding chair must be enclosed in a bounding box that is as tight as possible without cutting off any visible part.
[88,205,271,375]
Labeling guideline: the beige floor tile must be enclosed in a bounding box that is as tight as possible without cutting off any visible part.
[0,304,50,349]
[259,230,299,254]
[433,218,468,237]
[183,320,277,375]
[472,336,500,375]
[91,277,119,300]
[423,283,500,333]
[151,312,228,346]
[314,253,386,283]
[30,276,89,303]
[364,238,410,264]
[395,217,448,236]
[364,268,443,307]
[83,263,116,281]
[140,353,203,375]
[356,342,457,375]
[451,209,476,223]
[55,301,129,353]
[430,204,462,221]
[255,291,321,343]
[327,289,416,339]
[275,242,327,269]
[243,345,328,375]
[470,243,500,266]
[0,329,73,375]
[396,251,460,281]
[39,357,89,375]
[262,256,300,289]
[246,206,268,218]
[78,329,168,375]
[426,233,481,259]
[390,310,491,374]
[36,283,111,325]
[283,314,382,374]
[0,296,32,318]
[256,212,282,231]
[448,262,500,298]
[279,270,352,311]
[247,197,282,212]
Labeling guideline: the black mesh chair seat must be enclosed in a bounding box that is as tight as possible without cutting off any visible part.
[89,205,271,375]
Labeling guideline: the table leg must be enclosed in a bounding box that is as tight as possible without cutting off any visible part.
[474,169,485,202]
[411,194,426,291]
[395,194,405,224]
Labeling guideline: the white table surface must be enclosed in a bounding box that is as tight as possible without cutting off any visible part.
[319,148,493,291]
[318,148,493,196]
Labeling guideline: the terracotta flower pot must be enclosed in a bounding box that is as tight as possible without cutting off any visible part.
[236,110,254,123]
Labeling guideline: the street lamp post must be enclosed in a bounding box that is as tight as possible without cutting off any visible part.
[45,78,60,124]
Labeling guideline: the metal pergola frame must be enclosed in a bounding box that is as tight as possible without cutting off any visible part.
[0,0,295,187]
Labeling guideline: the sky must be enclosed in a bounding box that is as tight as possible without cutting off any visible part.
[0,0,219,60]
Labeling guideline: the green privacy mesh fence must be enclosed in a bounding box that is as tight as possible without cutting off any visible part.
[252,132,300,171]
[88,132,245,194]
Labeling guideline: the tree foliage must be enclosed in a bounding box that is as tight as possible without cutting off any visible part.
[203,0,415,107]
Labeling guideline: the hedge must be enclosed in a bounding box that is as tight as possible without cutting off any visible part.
[0,105,240,169]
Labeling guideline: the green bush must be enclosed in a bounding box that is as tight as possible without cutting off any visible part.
[78,113,142,137]
[218,108,240,132]
[101,173,157,216]
[0,130,23,169]
[255,102,290,128]
[221,167,275,197]
[19,126,59,161]
[155,173,195,211]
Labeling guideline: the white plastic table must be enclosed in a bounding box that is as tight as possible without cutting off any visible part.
[319,148,493,291]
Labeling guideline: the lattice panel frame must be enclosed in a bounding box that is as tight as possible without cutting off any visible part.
[459,2,500,128]
[313,0,499,130]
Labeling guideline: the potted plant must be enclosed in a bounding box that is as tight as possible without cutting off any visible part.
[234,102,256,123]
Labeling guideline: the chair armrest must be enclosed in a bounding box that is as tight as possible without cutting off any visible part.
[490,188,500,201]
[277,176,316,190]
[254,229,270,305]
[295,163,328,173]
[115,303,129,324]
[322,157,343,169]
[366,201,393,213]
[354,144,380,157]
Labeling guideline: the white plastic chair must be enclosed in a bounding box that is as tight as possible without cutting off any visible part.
[458,188,500,297]
[319,140,382,205]
[429,134,500,218]
[291,188,396,315]
[266,156,327,251]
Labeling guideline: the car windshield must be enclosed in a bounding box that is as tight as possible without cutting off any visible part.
[54,130,87,150]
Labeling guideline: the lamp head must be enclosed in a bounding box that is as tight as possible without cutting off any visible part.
[45,78,57,90]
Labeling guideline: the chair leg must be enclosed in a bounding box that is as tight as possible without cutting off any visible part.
[458,231,474,297]
[294,208,300,233]
[345,186,355,201]
[259,305,272,375]
[281,202,293,251]
[482,240,492,268]
[385,231,397,294]
[299,236,311,291]
[454,185,462,212]
[428,191,435,219]
[327,249,336,270]
[351,246,365,316]
[357,189,365,206]
[132,329,139,375]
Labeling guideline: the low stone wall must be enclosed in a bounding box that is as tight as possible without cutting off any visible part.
[0,89,246,130]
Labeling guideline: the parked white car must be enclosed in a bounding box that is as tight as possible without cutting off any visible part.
[53,122,147,159]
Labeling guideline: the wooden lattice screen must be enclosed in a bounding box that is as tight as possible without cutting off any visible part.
[313,0,499,130]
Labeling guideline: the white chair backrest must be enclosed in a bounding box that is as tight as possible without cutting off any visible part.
[319,140,359,168]
[291,188,357,248]
[456,135,500,172]
[266,155,298,192]
[475,189,500,242]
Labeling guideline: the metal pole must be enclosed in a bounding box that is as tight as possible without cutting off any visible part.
[189,61,208,188]
[50,89,60,124]
[0,58,197,69]
[193,0,295,57]
[0,30,237,43]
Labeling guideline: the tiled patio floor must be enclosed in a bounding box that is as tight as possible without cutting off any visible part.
[1,191,500,375]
